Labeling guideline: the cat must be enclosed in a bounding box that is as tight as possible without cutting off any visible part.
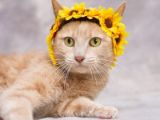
[0,0,126,120]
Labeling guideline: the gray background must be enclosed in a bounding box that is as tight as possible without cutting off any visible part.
[0,0,160,120]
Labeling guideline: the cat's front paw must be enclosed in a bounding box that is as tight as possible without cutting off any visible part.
[95,106,118,119]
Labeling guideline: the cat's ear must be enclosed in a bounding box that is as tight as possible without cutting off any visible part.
[115,2,126,16]
[51,0,62,17]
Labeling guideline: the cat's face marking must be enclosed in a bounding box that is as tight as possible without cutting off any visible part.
[54,21,113,73]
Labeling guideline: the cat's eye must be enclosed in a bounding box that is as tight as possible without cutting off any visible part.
[64,37,75,47]
[89,37,102,47]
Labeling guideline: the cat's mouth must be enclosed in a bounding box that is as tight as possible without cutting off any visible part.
[62,58,92,73]
[70,63,90,73]
[72,67,89,74]
[75,62,89,68]
[76,64,87,68]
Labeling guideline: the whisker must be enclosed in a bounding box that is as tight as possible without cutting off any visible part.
[93,65,103,80]
[96,64,108,74]
[57,63,69,81]
[93,65,107,84]
[89,66,94,82]
[97,58,113,63]
[63,65,72,87]
[90,65,98,86]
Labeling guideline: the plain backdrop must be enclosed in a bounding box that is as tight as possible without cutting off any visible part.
[0,0,160,120]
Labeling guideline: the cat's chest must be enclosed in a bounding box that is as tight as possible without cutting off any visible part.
[60,75,107,99]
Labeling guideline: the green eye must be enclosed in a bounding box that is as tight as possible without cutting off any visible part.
[89,37,101,47]
[64,37,75,47]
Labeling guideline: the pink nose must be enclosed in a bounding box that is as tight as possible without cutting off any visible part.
[75,56,85,63]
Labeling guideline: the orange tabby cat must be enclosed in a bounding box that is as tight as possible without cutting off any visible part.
[0,0,126,120]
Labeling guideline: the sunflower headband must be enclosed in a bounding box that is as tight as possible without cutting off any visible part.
[47,0,128,65]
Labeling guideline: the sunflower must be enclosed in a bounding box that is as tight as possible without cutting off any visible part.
[84,8,100,19]
[72,3,86,14]
[112,23,128,56]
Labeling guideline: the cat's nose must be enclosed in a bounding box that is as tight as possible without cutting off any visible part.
[75,56,85,63]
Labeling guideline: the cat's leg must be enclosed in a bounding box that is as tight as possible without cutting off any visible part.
[57,97,118,119]
[0,65,62,120]
[0,81,61,120]
[0,94,33,120]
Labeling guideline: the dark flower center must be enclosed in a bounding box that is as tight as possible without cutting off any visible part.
[115,36,121,44]
[105,18,112,28]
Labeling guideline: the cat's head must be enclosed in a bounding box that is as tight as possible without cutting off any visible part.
[51,0,126,74]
